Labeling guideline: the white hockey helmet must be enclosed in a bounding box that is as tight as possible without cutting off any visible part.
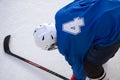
[33,23,57,50]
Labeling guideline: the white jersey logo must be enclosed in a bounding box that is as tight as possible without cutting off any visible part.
[62,17,85,35]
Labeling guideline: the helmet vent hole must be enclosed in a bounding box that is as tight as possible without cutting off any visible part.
[42,36,44,40]
[51,35,53,39]
[34,30,36,33]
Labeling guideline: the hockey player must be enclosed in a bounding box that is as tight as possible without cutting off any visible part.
[33,0,120,80]
[55,0,120,80]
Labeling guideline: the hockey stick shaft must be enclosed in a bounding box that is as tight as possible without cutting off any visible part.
[3,35,69,80]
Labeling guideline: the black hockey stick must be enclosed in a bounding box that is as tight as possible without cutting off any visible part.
[3,35,69,80]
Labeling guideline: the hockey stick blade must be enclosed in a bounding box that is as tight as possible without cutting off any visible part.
[3,35,70,80]
[4,35,11,53]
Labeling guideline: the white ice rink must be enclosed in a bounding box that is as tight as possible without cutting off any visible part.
[0,0,120,80]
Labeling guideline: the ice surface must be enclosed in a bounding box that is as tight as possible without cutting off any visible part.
[0,0,73,80]
[0,0,120,80]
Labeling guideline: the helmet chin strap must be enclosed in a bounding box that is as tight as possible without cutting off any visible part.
[48,42,58,51]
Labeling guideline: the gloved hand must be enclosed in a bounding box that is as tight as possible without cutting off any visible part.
[71,74,76,80]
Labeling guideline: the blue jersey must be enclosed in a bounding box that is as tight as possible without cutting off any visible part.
[55,0,120,79]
